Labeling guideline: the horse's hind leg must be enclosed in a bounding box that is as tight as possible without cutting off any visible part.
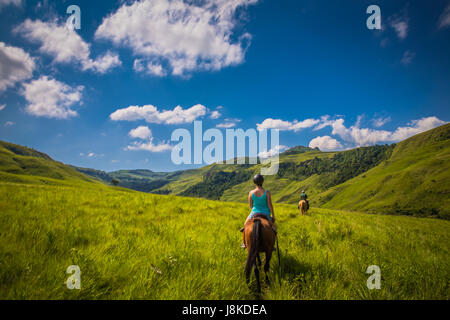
[256,254,262,267]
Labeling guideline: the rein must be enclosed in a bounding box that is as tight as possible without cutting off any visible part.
[276,233,282,287]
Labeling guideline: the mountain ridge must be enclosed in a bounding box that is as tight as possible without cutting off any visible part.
[1,123,449,218]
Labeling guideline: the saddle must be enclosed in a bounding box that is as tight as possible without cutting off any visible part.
[252,214,277,236]
[252,213,270,221]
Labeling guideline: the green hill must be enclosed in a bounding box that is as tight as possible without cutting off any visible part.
[318,123,450,219]
[0,141,97,186]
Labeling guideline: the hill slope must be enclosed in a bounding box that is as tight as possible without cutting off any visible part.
[0,141,97,186]
[318,123,450,219]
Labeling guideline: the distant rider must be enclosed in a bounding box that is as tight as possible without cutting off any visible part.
[299,190,309,211]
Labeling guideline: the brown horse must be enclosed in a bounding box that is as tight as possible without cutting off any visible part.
[243,214,276,293]
[298,200,308,215]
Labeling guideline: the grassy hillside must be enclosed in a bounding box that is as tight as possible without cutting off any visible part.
[0,181,448,299]
[318,124,450,219]
[0,141,97,186]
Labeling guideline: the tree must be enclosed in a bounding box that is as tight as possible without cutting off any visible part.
[111,179,119,186]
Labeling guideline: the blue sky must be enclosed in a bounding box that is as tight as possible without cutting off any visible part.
[0,0,449,172]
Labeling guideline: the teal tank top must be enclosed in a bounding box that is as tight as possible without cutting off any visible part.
[251,190,271,216]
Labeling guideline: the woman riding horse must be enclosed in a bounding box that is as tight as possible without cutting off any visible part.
[242,174,277,292]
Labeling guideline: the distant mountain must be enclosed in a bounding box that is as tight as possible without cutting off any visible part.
[72,166,184,193]
[2,123,449,219]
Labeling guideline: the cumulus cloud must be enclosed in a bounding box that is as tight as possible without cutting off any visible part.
[21,76,84,119]
[210,110,222,120]
[4,121,15,127]
[127,140,173,152]
[309,136,343,151]
[216,122,235,129]
[0,42,35,92]
[85,51,122,74]
[129,126,152,140]
[318,116,447,146]
[126,126,172,153]
[0,0,22,10]
[110,104,206,125]
[372,116,391,128]
[258,145,288,159]
[133,59,166,77]
[216,118,241,128]
[401,50,416,65]
[257,118,320,132]
[438,3,450,29]
[0,104,5,111]
[15,19,121,73]
[95,0,258,76]
[389,17,409,40]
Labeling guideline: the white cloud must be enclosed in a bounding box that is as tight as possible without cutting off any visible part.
[438,3,450,29]
[390,18,408,40]
[0,104,5,111]
[401,50,415,65]
[258,145,288,159]
[0,42,35,92]
[0,0,22,10]
[210,110,222,120]
[309,136,343,151]
[126,127,172,153]
[4,121,15,127]
[216,122,237,128]
[133,59,166,77]
[127,140,173,153]
[85,52,121,74]
[390,117,447,141]
[21,76,84,119]
[95,0,257,76]
[129,126,152,140]
[216,117,241,128]
[318,116,447,146]
[110,104,206,125]
[15,19,121,73]
[257,118,320,132]
[372,116,391,128]
[88,153,95,158]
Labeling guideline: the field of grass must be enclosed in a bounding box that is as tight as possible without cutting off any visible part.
[1,181,448,300]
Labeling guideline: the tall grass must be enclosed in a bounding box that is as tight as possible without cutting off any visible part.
[0,182,448,299]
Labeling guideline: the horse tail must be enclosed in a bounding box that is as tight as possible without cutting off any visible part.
[245,219,261,281]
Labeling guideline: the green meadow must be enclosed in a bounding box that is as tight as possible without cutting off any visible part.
[0,182,448,299]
